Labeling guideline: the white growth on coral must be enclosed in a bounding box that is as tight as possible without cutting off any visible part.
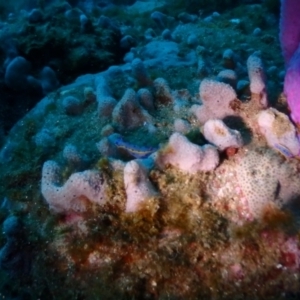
[257,108,300,157]
[247,54,268,108]
[156,132,219,174]
[203,119,243,151]
[42,160,107,213]
[124,160,157,213]
[190,79,237,124]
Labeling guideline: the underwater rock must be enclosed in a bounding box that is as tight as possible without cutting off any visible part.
[95,74,113,99]
[39,66,60,94]
[178,12,198,24]
[95,75,117,119]
[144,28,156,41]
[27,8,43,23]
[64,8,82,22]
[253,27,262,36]
[222,48,236,69]
[62,95,83,116]
[123,51,135,63]
[0,216,31,277]
[83,86,96,103]
[2,216,22,237]
[79,14,89,31]
[137,88,155,112]
[162,28,172,40]
[95,68,137,120]
[131,58,151,86]
[34,128,55,150]
[196,56,209,78]
[0,140,18,164]
[187,33,198,47]
[153,77,173,104]
[96,135,119,158]
[150,11,169,29]
[97,15,119,32]
[120,35,136,50]
[4,56,31,91]
[140,40,196,69]
[97,96,117,120]
[63,143,88,167]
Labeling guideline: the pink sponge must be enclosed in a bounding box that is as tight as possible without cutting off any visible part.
[124,160,158,213]
[190,79,237,124]
[280,0,300,66]
[41,160,108,213]
[156,133,219,174]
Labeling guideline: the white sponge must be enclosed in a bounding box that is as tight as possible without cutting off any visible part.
[124,160,157,213]
[156,132,219,174]
[42,160,107,213]
[257,108,300,157]
[203,119,243,151]
[190,79,237,124]
[247,54,268,108]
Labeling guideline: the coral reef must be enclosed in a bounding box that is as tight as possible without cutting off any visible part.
[1,1,300,299]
